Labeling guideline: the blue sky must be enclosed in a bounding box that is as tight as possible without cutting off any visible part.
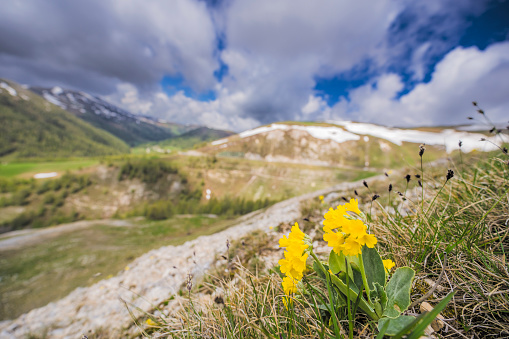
[1,0,508,131]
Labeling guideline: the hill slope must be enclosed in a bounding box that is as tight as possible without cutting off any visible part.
[200,121,506,168]
[30,86,192,146]
[153,126,235,151]
[0,79,129,158]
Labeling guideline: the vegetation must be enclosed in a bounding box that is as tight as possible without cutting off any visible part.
[0,173,92,232]
[138,141,509,338]
[0,80,129,159]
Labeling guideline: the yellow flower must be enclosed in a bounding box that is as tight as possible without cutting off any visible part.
[357,232,377,248]
[319,195,324,201]
[323,205,348,231]
[342,237,363,256]
[146,318,157,326]
[279,222,306,247]
[282,276,298,295]
[341,219,366,238]
[383,259,395,271]
[322,201,377,257]
[278,251,308,280]
[323,230,345,254]
[279,222,309,298]
[344,198,362,215]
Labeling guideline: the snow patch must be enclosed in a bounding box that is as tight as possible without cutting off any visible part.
[34,172,58,179]
[211,138,229,146]
[331,121,506,153]
[43,93,66,109]
[0,82,17,96]
[239,124,360,144]
[51,86,63,95]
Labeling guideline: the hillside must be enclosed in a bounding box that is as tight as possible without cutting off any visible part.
[200,121,507,168]
[30,86,193,146]
[150,126,235,151]
[0,79,129,159]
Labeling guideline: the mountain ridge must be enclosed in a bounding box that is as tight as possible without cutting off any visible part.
[200,121,507,168]
[0,79,130,159]
[29,86,195,146]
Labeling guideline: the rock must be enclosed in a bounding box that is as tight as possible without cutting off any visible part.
[420,301,445,332]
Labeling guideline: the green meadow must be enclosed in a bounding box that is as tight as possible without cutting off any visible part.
[0,159,99,178]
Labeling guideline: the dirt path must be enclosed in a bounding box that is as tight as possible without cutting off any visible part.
[0,219,134,251]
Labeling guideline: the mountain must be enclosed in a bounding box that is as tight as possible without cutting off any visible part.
[30,86,193,146]
[199,121,507,168]
[0,79,129,158]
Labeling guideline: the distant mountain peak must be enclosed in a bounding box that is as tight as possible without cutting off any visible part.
[30,86,193,146]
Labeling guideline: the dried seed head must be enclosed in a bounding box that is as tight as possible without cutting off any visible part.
[490,127,496,133]
[477,109,484,114]
[446,169,454,181]
[459,140,462,147]
[418,180,422,187]
[419,144,426,157]
[342,197,348,202]
[372,194,380,201]
[388,184,393,192]
[405,174,411,183]
[397,191,404,197]
[467,117,473,120]
[472,101,478,106]
[385,172,389,177]
[354,190,358,196]
[363,180,369,189]
[186,273,193,293]
[503,147,508,154]
[226,239,230,250]
[415,174,421,179]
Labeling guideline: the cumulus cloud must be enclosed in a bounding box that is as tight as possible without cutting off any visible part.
[0,0,506,131]
[329,42,509,126]
[0,0,218,93]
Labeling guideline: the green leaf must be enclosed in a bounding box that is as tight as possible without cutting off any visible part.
[378,316,416,336]
[372,282,387,317]
[313,261,327,280]
[329,273,378,319]
[362,246,386,291]
[382,267,415,318]
[347,254,361,272]
[329,250,342,274]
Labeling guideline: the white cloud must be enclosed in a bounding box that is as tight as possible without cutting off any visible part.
[330,42,509,126]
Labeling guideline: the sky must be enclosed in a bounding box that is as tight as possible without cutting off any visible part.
[1,0,508,132]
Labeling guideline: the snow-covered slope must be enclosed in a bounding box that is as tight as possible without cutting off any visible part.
[203,122,507,168]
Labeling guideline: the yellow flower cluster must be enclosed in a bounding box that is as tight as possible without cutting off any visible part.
[323,199,377,256]
[278,222,309,295]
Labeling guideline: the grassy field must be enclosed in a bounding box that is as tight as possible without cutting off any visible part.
[0,215,236,320]
[0,159,99,178]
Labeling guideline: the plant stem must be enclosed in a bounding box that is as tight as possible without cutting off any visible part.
[309,251,343,338]
[357,252,372,306]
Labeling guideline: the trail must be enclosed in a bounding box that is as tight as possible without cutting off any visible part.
[0,219,134,251]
